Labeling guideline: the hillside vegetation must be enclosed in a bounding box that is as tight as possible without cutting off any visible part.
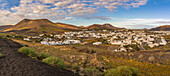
[12,39,170,76]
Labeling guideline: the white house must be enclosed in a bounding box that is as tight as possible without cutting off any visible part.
[23,38,30,41]
[56,41,63,45]
[49,41,57,45]
[64,40,81,44]
[148,43,155,48]
[159,38,167,45]
[114,45,127,52]
[73,40,81,44]
[93,42,102,45]
[110,40,122,45]
[41,41,49,45]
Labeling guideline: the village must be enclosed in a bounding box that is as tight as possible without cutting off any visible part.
[23,30,170,52]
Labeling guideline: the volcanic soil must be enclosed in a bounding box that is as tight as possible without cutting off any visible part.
[0,38,77,76]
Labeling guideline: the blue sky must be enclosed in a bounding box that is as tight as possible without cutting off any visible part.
[0,0,170,29]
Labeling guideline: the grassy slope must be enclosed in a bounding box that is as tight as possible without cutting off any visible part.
[12,39,170,76]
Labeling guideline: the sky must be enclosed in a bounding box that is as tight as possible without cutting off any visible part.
[0,0,170,29]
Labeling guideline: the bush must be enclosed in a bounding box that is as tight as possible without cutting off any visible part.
[105,66,140,76]
[0,53,3,58]
[3,37,8,39]
[72,65,80,72]
[42,56,65,69]
[124,44,140,52]
[37,52,50,60]
[83,68,103,76]
[18,47,37,57]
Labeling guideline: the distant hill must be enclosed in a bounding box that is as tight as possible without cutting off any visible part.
[0,25,13,32]
[1,19,125,36]
[149,25,170,31]
[4,19,81,35]
[55,22,82,30]
[86,23,123,30]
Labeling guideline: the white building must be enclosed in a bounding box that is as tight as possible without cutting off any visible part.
[23,38,30,41]
[93,42,102,45]
[41,41,49,45]
[110,40,122,45]
[49,41,57,45]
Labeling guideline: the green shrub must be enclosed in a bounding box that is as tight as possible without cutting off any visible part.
[0,53,3,58]
[18,47,37,57]
[37,52,50,60]
[105,66,140,76]
[42,56,65,69]
[83,68,103,76]
[72,65,80,72]
[3,37,8,39]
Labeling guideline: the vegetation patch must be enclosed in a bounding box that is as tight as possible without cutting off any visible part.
[0,53,3,58]
[42,56,65,69]
[37,52,50,60]
[105,66,140,76]
[83,68,103,76]
[18,47,37,57]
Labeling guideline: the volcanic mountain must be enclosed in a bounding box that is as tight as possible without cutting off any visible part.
[149,25,170,31]
[86,23,123,30]
[4,19,81,35]
[0,25,13,32]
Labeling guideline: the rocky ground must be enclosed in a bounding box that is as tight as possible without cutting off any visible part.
[0,38,77,76]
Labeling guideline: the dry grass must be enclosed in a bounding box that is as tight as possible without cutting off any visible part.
[12,39,170,76]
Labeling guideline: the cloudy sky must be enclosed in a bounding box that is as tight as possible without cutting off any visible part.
[0,0,170,29]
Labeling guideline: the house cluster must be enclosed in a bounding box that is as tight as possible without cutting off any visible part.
[40,40,81,45]
[22,30,169,52]
[23,36,40,41]
[110,31,168,52]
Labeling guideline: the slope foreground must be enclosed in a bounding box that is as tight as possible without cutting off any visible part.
[0,38,77,76]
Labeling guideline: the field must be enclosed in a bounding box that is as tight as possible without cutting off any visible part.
[12,38,170,76]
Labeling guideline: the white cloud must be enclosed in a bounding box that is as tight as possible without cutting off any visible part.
[54,0,75,7]
[0,0,148,25]
[20,0,33,4]
[39,0,59,4]
[111,18,170,29]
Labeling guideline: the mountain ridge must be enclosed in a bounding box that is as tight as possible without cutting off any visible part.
[149,25,170,31]
[2,19,123,35]
[86,23,123,30]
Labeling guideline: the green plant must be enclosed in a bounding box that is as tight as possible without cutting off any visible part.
[2,37,8,39]
[72,65,80,72]
[105,66,140,76]
[42,56,65,69]
[124,44,140,52]
[18,47,37,57]
[83,68,103,76]
[0,53,3,58]
[37,52,50,60]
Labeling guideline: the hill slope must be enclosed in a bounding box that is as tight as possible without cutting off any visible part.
[55,22,82,30]
[0,25,13,32]
[2,19,125,35]
[4,19,81,35]
[149,25,170,31]
[86,23,123,30]
[0,38,76,76]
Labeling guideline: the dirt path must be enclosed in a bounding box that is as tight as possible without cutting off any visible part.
[0,38,77,76]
